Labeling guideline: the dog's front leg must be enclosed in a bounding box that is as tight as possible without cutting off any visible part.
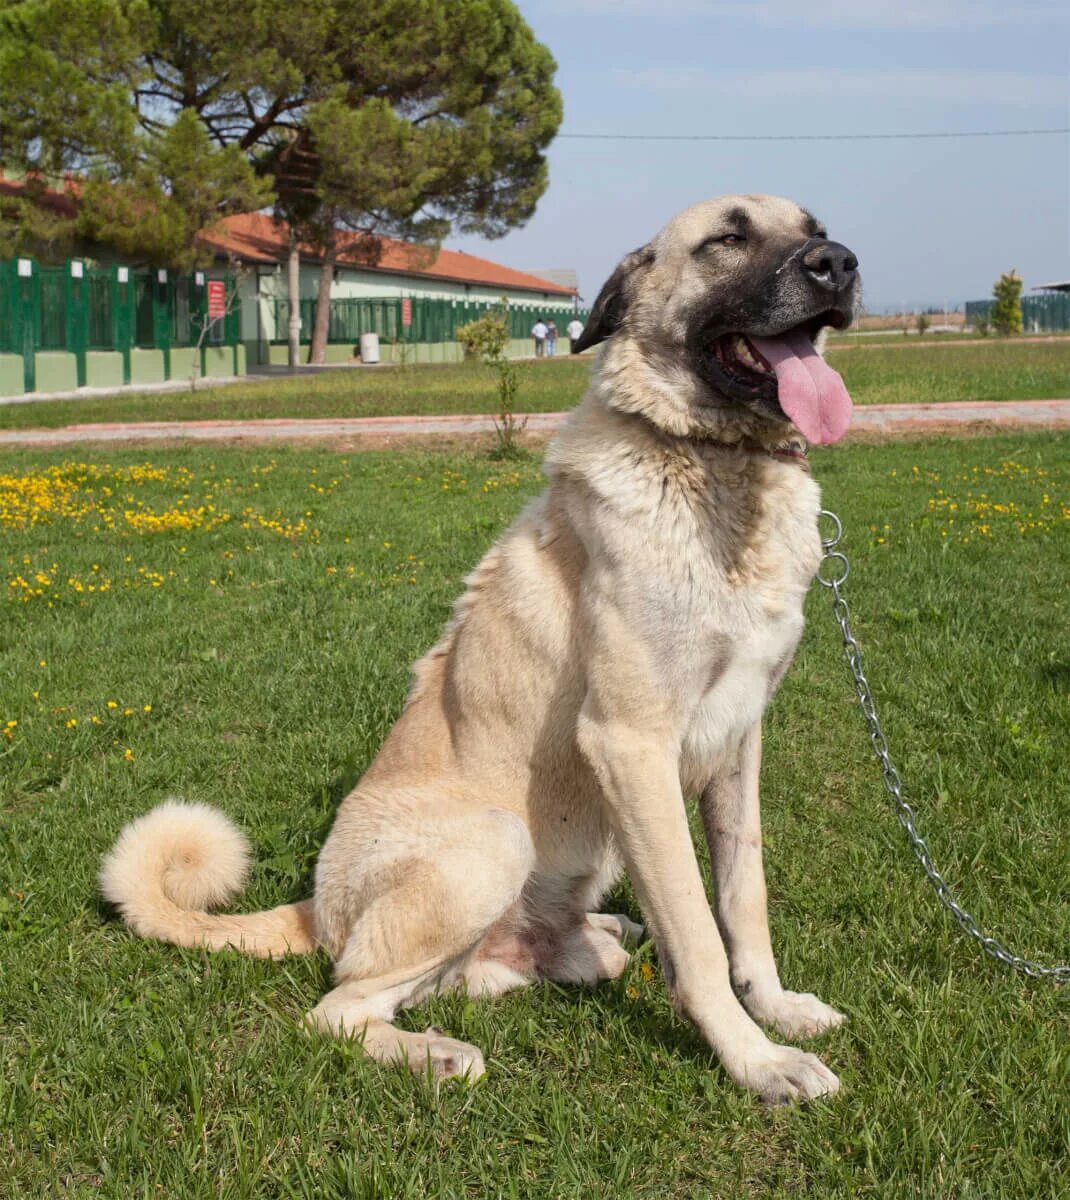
[577,704,840,1104]
[700,725,845,1040]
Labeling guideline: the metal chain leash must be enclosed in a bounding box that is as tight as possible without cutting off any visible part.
[816,509,1069,984]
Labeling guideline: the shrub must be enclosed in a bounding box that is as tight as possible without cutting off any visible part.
[456,311,509,361]
[456,306,526,458]
[991,271,1023,336]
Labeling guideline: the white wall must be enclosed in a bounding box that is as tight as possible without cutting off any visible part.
[247,262,575,347]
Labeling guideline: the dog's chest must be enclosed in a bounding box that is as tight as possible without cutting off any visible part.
[677,468,820,789]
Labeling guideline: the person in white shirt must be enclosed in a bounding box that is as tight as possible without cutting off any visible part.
[566,317,585,352]
[531,318,548,357]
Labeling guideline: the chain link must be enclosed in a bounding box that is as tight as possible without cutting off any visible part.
[816,509,1069,983]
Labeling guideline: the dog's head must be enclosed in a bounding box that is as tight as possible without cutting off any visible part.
[574,194,861,445]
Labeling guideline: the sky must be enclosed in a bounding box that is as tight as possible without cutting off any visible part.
[446,0,1070,312]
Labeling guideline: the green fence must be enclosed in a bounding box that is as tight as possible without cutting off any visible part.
[0,257,241,392]
[271,295,585,347]
[965,293,1070,333]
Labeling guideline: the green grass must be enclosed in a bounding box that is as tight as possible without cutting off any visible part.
[2,339,1068,430]
[827,331,1069,346]
[1,434,1068,1198]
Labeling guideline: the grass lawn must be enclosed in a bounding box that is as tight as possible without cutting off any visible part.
[826,332,1069,347]
[1,433,1068,1198]
[2,339,1068,431]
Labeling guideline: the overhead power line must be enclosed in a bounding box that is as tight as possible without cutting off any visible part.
[558,127,1070,143]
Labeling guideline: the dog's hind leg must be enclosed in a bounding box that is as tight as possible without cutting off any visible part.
[307,806,535,1080]
[586,911,645,946]
[309,962,491,1081]
[543,918,633,984]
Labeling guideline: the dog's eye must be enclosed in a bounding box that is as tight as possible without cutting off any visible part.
[697,233,746,254]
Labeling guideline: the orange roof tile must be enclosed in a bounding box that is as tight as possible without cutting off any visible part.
[203,212,575,296]
[0,174,80,218]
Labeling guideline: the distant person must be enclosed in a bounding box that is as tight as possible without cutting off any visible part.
[546,320,558,357]
[567,316,585,352]
[531,317,548,357]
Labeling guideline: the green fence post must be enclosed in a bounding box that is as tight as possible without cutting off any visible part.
[21,259,38,392]
[152,269,172,380]
[4,258,38,392]
[65,260,89,387]
[114,266,133,384]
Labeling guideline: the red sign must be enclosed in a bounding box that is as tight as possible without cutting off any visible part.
[401,297,412,327]
[207,280,226,320]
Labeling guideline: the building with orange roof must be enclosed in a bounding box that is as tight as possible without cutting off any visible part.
[1,176,582,380]
[203,212,580,365]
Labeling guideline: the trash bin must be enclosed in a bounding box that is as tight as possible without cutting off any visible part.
[359,332,380,364]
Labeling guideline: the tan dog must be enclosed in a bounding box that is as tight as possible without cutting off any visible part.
[102,194,861,1104]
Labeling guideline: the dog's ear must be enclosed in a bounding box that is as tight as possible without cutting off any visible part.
[571,243,654,353]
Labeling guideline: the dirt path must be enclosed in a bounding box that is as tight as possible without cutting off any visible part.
[1,399,1068,449]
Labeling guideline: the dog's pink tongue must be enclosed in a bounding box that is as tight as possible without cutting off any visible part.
[748,330,852,444]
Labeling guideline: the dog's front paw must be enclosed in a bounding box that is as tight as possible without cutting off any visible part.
[729,1040,841,1106]
[747,989,846,1039]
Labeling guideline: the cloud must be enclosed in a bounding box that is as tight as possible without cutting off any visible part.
[557,0,1068,29]
[614,67,1067,107]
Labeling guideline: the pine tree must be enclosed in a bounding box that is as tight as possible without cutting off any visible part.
[0,0,561,363]
[280,2,561,364]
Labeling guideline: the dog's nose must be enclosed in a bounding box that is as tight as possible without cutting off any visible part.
[801,240,858,292]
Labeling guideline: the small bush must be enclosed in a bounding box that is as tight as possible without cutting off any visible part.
[991,271,1024,336]
[457,312,509,362]
[456,307,527,457]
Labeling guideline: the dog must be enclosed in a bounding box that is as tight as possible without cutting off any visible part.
[101,194,860,1105]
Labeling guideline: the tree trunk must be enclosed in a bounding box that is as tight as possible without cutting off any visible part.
[286,227,301,370]
[309,220,337,365]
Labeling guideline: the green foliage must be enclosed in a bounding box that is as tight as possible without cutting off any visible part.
[290,1,561,362]
[456,310,510,361]
[916,312,930,336]
[0,0,149,255]
[77,112,272,270]
[0,0,272,265]
[300,1,561,240]
[975,315,991,337]
[991,270,1024,336]
[0,0,147,176]
[456,305,526,456]
[0,178,80,261]
[0,0,560,369]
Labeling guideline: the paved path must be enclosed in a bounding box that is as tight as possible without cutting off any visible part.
[1,399,1068,448]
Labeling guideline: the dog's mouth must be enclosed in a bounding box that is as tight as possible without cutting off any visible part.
[705,309,852,445]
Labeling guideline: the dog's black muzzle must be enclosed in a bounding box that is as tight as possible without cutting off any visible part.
[799,238,859,297]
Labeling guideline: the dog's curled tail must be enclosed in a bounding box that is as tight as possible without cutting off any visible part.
[99,800,317,958]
